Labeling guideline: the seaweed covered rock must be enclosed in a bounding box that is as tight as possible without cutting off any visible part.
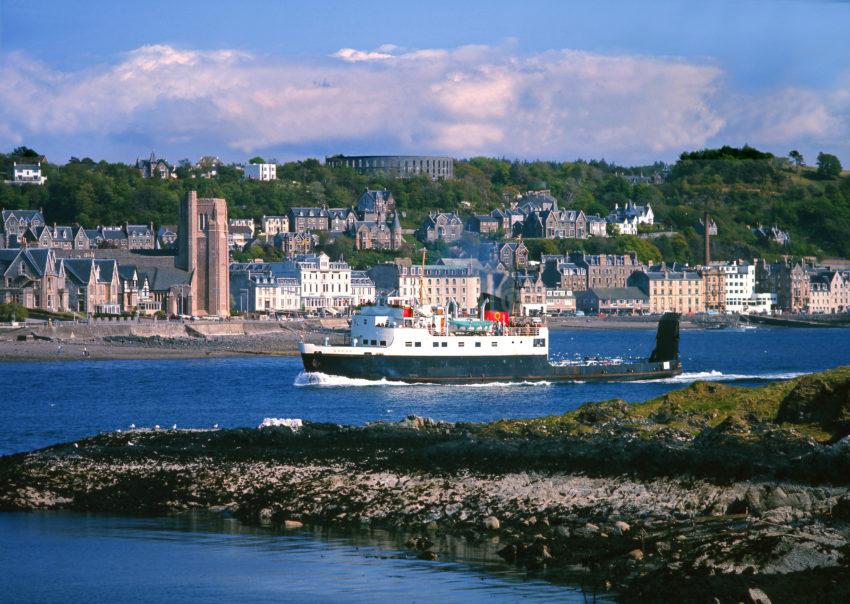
[575,399,632,425]
[777,372,850,436]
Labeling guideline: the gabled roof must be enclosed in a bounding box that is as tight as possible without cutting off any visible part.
[61,258,96,285]
[126,224,153,236]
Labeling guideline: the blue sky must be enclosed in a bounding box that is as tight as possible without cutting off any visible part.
[2,0,849,166]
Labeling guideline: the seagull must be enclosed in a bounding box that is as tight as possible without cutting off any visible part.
[213,424,219,429]
[129,423,136,429]
[172,424,177,430]
[154,424,160,430]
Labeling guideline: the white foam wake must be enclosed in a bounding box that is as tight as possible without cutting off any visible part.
[294,372,421,387]
[641,370,808,384]
[293,372,553,388]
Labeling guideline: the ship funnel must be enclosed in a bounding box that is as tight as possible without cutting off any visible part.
[649,312,680,362]
[479,298,488,320]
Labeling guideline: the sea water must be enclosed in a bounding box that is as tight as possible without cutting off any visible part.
[2,326,849,601]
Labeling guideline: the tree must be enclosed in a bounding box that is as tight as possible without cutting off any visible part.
[816,153,842,179]
[12,146,40,158]
[248,156,266,165]
[788,150,804,171]
[0,301,28,322]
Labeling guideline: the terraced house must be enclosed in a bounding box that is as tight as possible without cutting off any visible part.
[0,247,66,311]
[61,258,121,314]
[629,269,705,315]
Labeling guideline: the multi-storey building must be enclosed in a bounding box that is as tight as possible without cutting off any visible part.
[808,271,850,314]
[136,152,175,179]
[351,270,377,307]
[354,213,403,251]
[274,231,317,257]
[326,155,454,179]
[288,207,330,232]
[717,261,756,314]
[368,259,423,306]
[700,266,726,313]
[577,287,649,315]
[606,201,654,235]
[61,258,121,314]
[261,215,289,237]
[629,269,705,315]
[1,209,45,246]
[416,212,463,243]
[570,251,644,290]
[541,256,588,292]
[516,271,547,316]
[7,162,47,185]
[421,263,480,314]
[243,163,276,181]
[284,252,352,312]
[0,247,66,311]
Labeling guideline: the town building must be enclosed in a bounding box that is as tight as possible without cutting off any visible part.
[489,208,525,233]
[807,271,850,314]
[570,252,644,290]
[274,231,317,257]
[577,287,649,315]
[261,215,289,237]
[228,225,254,250]
[516,271,547,316]
[7,162,47,185]
[628,269,705,315]
[283,252,352,313]
[753,225,790,247]
[717,261,756,314]
[326,155,454,179]
[243,163,277,181]
[354,212,403,251]
[516,190,559,213]
[0,247,66,311]
[586,214,608,237]
[416,212,463,244]
[1,209,46,246]
[356,189,396,217]
[156,225,178,250]
[367,259,422,306]
[229,262,301,314]
[136,152,175,179]
[492,241,529,269]
[545,288,577,315]
[606,201,654,235]
[351,270,377,307]
[541,256,588,293]
[61,258,121,314]
[700,266,727,313]
[421,262,480,314]
[465,214,500,235]
[125,224,155,249]
[519,209,588,239]
[288,207,330,232]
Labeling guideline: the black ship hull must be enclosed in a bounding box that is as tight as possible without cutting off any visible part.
[300,312,683,384]
[300,351,681,383]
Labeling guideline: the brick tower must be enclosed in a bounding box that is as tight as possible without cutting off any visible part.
[177,191,230,316]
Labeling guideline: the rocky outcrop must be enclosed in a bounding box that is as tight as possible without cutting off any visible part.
[4,368,850,601]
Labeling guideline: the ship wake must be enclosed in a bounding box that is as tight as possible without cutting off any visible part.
[638,370,809,384]
[294,372,554,388]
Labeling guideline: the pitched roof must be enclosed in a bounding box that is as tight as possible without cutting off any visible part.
[584,286,648,301]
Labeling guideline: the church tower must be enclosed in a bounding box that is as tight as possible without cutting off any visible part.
[177,191,230,316]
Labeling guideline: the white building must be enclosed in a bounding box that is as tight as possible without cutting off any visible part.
[351,270,376,307]
[747,293,776,314]
[606,201,653,235]
[287,252,352,313]
[719,261,756,314]
[8,162,47,185]
[261,215,289,237]
[243,163,277,181]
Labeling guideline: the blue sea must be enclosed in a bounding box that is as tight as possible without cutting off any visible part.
[2,326,849,602]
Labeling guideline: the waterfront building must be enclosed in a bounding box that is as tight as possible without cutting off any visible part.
[243,163,276,181]
[326,155,454,180]
[700,266,727,313]
[351,270,377,307]
[285,252,352,313]
[516,271,547,316]
[577,287,649,315]
[808,271,850,314]
[0,247,66,311]
[629,269,705,315]
[367,259,422,306]
[422,262,480,314]
[570,251,644,290]
[61,258,121,314]
[716,261,756,314]
[545,287,577,314]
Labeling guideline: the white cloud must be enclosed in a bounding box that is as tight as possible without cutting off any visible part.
[1,43,848,163]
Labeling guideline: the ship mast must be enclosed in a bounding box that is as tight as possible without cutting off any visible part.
[419,248,426,307]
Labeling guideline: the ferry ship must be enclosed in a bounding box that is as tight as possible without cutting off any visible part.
[299,303,682,384]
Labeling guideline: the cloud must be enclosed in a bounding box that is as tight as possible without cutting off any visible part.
[1,43,848,163]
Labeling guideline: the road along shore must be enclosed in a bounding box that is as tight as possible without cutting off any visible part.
[3,367,850,601]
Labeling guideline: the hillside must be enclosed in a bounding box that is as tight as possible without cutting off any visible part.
[2,146,849,264]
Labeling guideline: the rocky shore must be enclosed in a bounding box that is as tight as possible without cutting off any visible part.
[3,368,850,602]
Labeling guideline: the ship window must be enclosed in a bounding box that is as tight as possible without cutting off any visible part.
[491,342,498,347]
[475,342,481,348]
[433,342,439,347]
[441,342,448,348]
[458,342,464,347]
[380,341,387,346]
[533,338,546,347]
[415,342,421,347]
[371,339,377,345]
[405,341,412,347]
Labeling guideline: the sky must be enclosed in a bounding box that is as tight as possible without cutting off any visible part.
[1,0,849,167]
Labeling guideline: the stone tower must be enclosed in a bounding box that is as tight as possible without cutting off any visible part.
[391,212,404,251]
[177,191,230,316]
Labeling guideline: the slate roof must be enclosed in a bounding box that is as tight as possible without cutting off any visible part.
[583,287,648,301]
